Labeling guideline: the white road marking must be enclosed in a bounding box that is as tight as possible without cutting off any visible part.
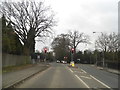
[69,69,73,73]
[80,76,91,79]
[90,75,111,89]
[81,69,87,73]
[67,66,112,90]
[74,71,84,73]
[75,75,90,88]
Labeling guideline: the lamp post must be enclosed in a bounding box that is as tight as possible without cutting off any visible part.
[93,32,105,67]
[94,42,98,66]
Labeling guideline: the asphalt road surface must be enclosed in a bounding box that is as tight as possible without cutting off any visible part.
[16,62,119,89]
[76,64,119,88]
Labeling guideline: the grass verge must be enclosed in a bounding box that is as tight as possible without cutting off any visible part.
[2,64,36,73]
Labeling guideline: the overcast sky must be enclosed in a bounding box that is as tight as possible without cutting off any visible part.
[2,0,118,52]
[35,0,119,52]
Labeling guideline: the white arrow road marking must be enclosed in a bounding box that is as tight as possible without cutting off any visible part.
[81,69,87,73]
[80,76,91,79]
[75,75,90,88]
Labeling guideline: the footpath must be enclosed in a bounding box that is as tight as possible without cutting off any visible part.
[2,63,50,88]
[91,65,120,75]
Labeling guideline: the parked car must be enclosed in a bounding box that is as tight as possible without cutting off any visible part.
[56,60,60,63]
[62,60,67,64]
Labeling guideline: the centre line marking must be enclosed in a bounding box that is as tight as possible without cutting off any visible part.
[69,69,73,73]
[75,75,90,88]
[90,75,112,89]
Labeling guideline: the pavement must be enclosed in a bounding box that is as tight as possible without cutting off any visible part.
[91,65,120,75]
[2,63,50,88]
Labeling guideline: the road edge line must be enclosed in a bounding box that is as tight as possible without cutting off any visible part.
[75,75,90,88]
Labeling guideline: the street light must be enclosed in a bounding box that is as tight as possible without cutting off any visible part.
[93,31,103,34]
[93,32,99,66]
[93,32,105,67]
[93,32,96,34]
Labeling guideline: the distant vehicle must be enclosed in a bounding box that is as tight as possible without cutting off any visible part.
[62,61,67,64]
[56,60,60,63]
[70,61,74,66]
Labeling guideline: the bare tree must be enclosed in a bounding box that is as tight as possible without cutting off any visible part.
[96,32,119,52]
[68,30,90,53]
[108,32,119,52]
[0,1,56,55]
[95,32,119,61]
[95,33,109,52]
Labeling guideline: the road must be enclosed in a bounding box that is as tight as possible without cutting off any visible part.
[76,64,119,88]
[16,62,119,89]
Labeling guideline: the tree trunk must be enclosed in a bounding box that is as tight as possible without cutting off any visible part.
[23,39,35,55]
[23,28,36,55]
[23,44,30,55]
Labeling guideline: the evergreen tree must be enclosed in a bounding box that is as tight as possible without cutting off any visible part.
[2,15,23,55]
